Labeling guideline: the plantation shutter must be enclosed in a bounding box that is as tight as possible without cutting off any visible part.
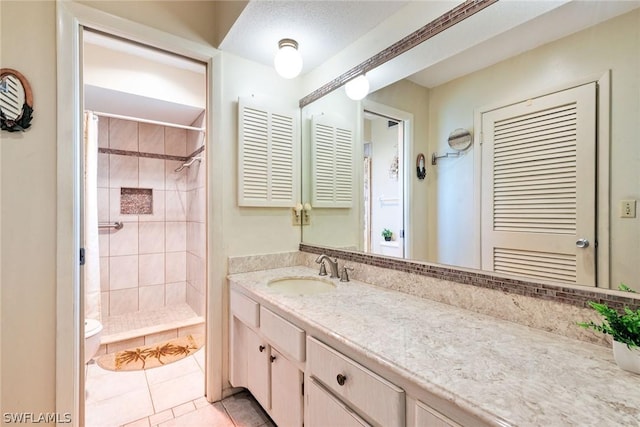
[481,82,596,286]
[311,115,354,208]
[238,97,298,207]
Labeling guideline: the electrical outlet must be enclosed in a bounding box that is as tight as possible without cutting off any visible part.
[620,200,636,218]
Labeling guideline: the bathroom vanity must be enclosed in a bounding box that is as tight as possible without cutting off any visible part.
[229,266,640,426]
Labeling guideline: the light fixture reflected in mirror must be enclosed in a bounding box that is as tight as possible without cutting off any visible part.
[345,74,370,100]
[274,38,303,79]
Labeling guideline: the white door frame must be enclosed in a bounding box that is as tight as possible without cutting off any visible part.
[56,2,223,423]
[362,100,413,259]
[473,72,611,287]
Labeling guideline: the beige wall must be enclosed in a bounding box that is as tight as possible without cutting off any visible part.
[1,0,58,419]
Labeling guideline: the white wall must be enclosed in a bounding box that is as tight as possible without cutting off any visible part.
[220,53,302,257]
[84,43,206,109]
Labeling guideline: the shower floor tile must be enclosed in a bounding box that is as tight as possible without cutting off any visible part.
[102,303,203,343]
[85,347,273,427]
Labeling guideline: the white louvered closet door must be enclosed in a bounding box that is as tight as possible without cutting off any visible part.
[238,97,298,207]
[481,82,596,286]
[311,115,354,208]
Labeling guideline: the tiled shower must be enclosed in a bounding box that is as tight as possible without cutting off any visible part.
[96,115,206,353]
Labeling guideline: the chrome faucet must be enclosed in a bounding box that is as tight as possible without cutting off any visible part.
[315,254,339,278]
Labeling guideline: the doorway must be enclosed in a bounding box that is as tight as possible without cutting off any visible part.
[362,109,406,258]
[81,30,209,425]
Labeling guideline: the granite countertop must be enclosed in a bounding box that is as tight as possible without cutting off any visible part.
[228,266,640,427]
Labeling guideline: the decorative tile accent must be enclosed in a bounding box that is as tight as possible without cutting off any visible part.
[299,244,640,312]
[299,0,499,107]
[121,188,153,215]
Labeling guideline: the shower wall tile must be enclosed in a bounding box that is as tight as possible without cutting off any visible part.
[97,118,195,316]
[138,190,165,223]
[139,253,165,286]
[139,158,165,190]
[166,251,186,283]
[100,257,109,292]
[109,288,139,316]
[99,232,110,259]
[97,153,110,187]
[165,191,187,221]
[165,160,187,192]
[109,118,138,151]
[97,188,110,222]
[165,282,187,306]
[138,222,165,254]
[166,222,187,252]
[98,116,110,148]
[109,222,138,256]
[109,188,139,223]
[186,284,205,317]
[109,255,138,290]
[165,127,187,156]
[139,123,164,155]
[139,285,165,311]
[101,291,109,317]
[109,154,138,188]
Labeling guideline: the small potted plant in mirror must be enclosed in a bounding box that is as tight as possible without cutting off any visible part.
[578,284,640,375]
[382,229,393,242]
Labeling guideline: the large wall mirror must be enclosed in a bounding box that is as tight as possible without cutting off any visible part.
[301,1,640,294]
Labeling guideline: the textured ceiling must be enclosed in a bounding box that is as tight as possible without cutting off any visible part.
[219,0,408,75]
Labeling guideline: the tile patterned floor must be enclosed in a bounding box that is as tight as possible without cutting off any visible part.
[85,347,273,427]
[102,304,202,337]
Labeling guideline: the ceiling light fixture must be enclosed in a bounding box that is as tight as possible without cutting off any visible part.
[345,74,370,100]
[274,38,303,79]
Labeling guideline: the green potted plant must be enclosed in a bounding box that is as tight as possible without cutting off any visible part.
[382,228,393,241]
[578,284,640,374]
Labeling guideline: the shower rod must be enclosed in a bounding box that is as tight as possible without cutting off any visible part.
[92,111,205,133]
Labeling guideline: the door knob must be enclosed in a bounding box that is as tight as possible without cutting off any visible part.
[259,345,265,352]
[576,239,589,248]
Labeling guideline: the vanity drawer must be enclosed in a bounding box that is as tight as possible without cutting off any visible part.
[307,337,405,427]
[260,306,305,362]
[230,289,259,327]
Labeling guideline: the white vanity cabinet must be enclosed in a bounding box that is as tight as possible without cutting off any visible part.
[306,336,405,427]
[414,401,462,427]
[230,289,304,427]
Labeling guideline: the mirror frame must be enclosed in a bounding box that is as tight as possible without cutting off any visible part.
[0,68,34,132]
[298,2,640,310]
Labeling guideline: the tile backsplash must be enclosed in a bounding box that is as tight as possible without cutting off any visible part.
[298,244,640,346]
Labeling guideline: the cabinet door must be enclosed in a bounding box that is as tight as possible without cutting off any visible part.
[246,327,270,410]
[270,348,303,427]
[415,401,461,427]
[230,317,249,388]
[307,378,370,427]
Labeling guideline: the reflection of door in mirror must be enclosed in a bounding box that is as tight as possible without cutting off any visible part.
[480,82,597,286]
[363,111,405,258]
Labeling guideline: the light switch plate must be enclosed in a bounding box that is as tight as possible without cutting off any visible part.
[620,200,636,218]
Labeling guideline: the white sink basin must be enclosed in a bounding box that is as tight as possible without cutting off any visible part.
[267,277,336,295]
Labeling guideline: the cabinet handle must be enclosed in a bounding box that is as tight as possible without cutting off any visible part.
[270,355,277,363]
[259,345,265,352]
[336,374,347,386]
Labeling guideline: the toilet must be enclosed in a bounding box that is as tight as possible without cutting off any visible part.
[85,318,103,364]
